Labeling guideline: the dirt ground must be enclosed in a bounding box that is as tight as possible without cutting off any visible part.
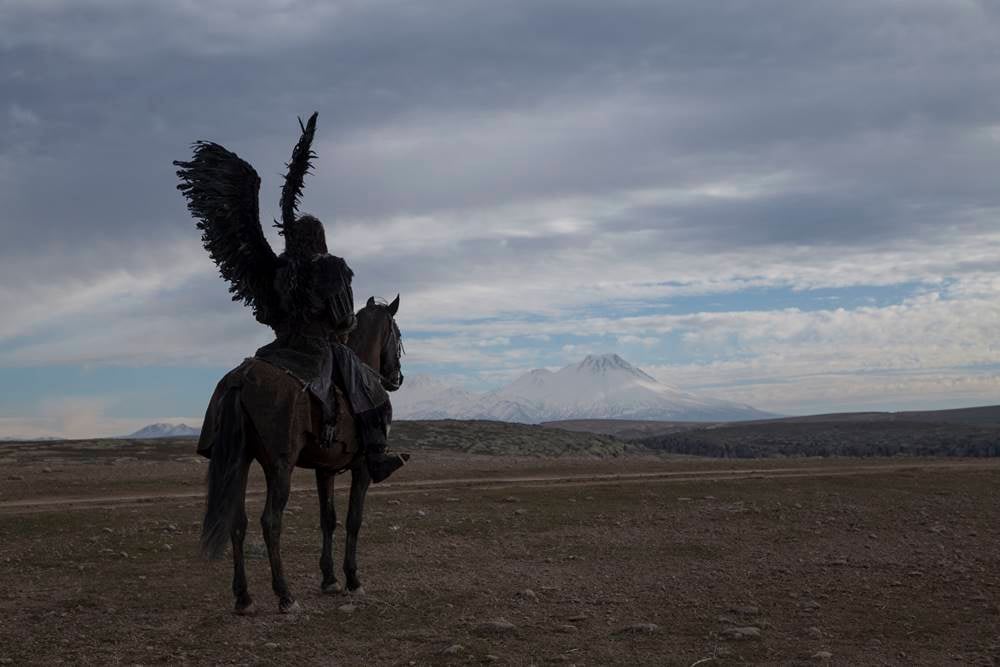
[1,441,999,665]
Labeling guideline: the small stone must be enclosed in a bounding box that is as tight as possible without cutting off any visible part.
[730,604,759,616]
[441,644,464,655]
[812,651,833,660]
[518,589,537,600]
[568,613,588,622]
[503,496,519,503]
[474,619,515,635]
[618,623,659,634]
[387,499,401,505]
[720,626,761,641]
[514,509,528,516]
[119,551,129,559]
[416,510,428,517]
[800,599,820,611]
[806,626,823,639]
[42,467,53,473]
[264,642,279,649]
[167,523,178,531]
[102,528,114,534]
[555,624,578,633]
[337,604,356,614]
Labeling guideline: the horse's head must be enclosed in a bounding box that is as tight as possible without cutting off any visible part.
[348,294,404,392]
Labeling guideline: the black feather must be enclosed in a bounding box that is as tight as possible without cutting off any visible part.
[174,143,282,325]
[277,111,318,242]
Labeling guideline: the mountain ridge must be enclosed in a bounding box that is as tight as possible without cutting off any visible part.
[123,423,201,439]
[393,353,773,423]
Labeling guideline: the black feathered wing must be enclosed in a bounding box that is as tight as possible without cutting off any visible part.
[279,112,318,231]
[174,143,283,326]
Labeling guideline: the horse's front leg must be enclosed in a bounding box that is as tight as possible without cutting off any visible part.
[343,464,371,594]
[261,459,299,613]
[316,468,342,594]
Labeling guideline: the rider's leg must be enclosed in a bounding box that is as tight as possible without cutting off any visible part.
[357,408,408,483]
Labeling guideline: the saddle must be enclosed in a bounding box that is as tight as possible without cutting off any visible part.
[197,358,360,466]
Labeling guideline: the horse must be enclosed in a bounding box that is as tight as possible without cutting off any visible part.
[197,294,404,614]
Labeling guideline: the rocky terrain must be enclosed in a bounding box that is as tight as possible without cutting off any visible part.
[393,419,627,457]
[0,438,998,665]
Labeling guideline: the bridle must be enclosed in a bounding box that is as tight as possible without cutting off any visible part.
[371,307,403,391]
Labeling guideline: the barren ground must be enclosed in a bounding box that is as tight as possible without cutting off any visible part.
[1,439,999,665]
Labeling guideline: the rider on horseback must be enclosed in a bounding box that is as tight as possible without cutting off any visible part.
[176,113,408,483]
[255,214,408,483]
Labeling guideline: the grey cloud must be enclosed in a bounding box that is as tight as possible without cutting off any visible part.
[2,0,1000,355]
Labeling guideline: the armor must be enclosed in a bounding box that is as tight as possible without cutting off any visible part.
[176,113,402,479]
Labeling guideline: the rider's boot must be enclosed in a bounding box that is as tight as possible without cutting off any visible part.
[360,419,409,483]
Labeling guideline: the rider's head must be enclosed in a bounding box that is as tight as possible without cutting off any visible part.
[284,214,328,257]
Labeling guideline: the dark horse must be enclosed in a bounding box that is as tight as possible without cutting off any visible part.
[199,295,403,614]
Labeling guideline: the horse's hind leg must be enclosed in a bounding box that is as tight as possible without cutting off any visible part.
[343,465,371,594]
[231,455,255,614]
[316,469,342,594]
[261,459,299,613]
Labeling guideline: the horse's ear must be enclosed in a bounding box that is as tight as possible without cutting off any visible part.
[366,296,376,309]
[388,294,400,316]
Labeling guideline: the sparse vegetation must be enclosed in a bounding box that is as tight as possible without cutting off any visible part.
[394,420,626,457]
[633,420,1000,458]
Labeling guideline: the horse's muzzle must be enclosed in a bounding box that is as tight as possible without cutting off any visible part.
[382,372,403,392]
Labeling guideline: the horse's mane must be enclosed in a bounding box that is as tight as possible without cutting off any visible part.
[354,298,403,355]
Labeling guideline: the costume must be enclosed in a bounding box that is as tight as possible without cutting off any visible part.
[175,113,405,481]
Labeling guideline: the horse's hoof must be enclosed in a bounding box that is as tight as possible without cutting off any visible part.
[322,581,343,595]
[280,599,303,614]
[233,601,257,616]
[348,586,366,598]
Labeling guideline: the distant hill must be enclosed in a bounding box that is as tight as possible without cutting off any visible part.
[544,405,1000,459]
[633,419,1000,459]
[0,435,61,442]
[541,418,717,440]
[393,354,773,423]
[545,404,1000,439]
[756,404,1000,427]
[392,420,627,457]
[124,423,201,439]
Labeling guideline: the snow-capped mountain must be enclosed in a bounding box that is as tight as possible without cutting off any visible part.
[389,375,479,420]
[124,423,201,439]
[393,354,773,423]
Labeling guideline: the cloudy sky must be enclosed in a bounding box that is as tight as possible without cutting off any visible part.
[2,1,1000,437]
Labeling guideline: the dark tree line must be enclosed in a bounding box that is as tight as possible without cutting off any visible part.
[633,421,1000,459]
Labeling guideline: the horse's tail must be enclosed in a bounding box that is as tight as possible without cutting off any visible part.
[200,386,249,560]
